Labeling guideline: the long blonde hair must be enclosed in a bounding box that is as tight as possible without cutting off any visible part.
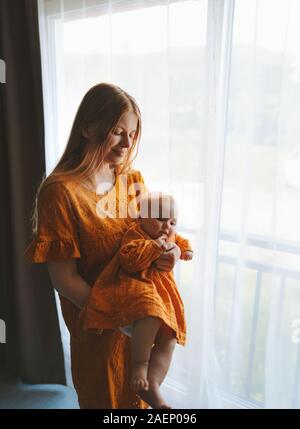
[30,82,142,236]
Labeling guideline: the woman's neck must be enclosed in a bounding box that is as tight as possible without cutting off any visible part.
[83,164,116,192]
[95,164,115,182]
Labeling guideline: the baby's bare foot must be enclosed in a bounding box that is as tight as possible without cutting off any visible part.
[130,361,149,393]
[137,382,172,409]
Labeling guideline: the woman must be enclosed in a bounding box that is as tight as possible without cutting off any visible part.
[24,83,181,409]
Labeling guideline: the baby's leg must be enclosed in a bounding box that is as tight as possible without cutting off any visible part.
[138,325,177,409]
[130,316,161,393]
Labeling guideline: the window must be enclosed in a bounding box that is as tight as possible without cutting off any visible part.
[39,0,300,409]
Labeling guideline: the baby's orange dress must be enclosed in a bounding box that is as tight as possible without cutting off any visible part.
[83,222,192,345]
[24,168,149,409]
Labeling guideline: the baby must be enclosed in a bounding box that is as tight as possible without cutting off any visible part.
[83,192,193,409]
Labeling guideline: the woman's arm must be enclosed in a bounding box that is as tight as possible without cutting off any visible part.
[47,259,90,309]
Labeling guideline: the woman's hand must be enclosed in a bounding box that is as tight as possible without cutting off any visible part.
[153,243,181,272]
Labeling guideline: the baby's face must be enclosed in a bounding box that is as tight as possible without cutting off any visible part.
[140,198,178,239]
[141,216,177,239]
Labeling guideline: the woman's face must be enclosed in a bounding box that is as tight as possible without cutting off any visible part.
[105,111,138,165]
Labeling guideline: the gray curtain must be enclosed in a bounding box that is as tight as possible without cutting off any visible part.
[0,0,66,384]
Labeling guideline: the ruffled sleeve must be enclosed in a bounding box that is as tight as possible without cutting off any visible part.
[24,182,81,263]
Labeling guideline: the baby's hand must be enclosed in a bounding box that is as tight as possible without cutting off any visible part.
[181,250,193,261]
[162,242,176,251]
[155,235,168,248]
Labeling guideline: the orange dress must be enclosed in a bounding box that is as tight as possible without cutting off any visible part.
[83,221,192,346]
[24,168,149,409]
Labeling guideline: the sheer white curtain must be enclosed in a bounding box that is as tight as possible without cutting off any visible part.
[38,0,300,409]
[217,0,300,409]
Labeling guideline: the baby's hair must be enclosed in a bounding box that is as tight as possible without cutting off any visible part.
[139,192,178,219]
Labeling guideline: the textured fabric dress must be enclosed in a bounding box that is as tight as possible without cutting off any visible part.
[24,168,149,409]
[83,221,192,346]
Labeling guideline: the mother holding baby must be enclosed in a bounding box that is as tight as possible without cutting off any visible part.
[24,83,182,409]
